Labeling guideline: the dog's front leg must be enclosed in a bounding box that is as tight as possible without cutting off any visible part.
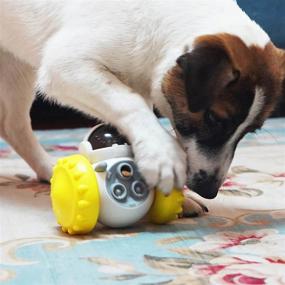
[38,43,186,194]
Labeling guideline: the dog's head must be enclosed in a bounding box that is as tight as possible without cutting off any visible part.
[162,34,285,199]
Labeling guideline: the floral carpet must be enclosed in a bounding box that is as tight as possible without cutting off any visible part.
[0,119,285,285]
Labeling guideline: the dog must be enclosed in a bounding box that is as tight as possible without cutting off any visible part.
[1,0,284,208]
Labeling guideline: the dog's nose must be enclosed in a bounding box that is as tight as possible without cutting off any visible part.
[187,170,220,199]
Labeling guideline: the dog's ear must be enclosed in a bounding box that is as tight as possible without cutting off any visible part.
[177,39,240,113]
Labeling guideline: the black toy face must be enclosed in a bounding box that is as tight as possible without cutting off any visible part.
[87,125,129,150]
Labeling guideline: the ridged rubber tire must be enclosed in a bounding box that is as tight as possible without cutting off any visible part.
[50,155,100,235]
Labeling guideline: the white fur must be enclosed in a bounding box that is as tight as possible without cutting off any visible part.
[218,88,265,181]
[0,0,270,193]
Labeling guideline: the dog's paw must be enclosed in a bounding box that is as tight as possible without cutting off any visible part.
[133,134,187,195]
[182,194,208,217]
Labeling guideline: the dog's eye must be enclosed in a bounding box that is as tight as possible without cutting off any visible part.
[227,69,241,87]
[197,111,230,147]
[204,111,224,128]
[175,121,196,137]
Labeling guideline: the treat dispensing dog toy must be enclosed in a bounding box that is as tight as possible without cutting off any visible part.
[50,124,185,235]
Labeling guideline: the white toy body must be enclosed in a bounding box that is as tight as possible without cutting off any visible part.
[50,124,184,234]
[79,125,154,228]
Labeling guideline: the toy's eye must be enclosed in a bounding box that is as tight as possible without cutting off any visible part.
[118,163,133,179]
[111,183,128,202]
[131,181,148,200]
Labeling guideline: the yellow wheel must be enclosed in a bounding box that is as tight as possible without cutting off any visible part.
[50,155,100,235]
[148,188,184,224]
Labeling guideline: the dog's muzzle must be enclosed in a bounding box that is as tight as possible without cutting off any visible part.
[187,170,220,199]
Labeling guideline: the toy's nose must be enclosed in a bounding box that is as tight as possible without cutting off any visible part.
[187,170,220,199]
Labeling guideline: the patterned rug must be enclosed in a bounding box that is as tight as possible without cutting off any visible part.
[0,119,285,285]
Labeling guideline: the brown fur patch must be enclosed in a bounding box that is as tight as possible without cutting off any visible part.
[195,34,284,124]
[162,33,285,139]
[162,65,203,132]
